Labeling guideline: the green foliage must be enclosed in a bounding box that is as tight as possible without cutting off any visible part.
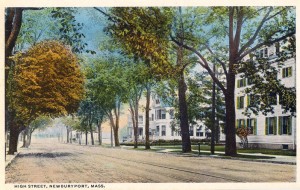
[105,7,175,77]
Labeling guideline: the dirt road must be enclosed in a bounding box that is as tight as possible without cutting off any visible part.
[5,138,296,183]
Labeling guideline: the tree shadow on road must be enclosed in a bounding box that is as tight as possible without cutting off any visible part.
[17,152,73,158]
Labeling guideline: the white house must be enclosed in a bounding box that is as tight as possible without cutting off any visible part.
[235,41,296,149]
[126,95,211,142]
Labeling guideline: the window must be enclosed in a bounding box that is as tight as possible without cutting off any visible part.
[258,47,268,58]
[155,99,160,104]
[247,94,259,107]
[279,116,292,135]
[264,48,268,57]
[237,78,246,88]
[275,42,280,55]
[138,128,143,136]
[247,78,253,85]
[236,119,245,128]
[282,67,292,78]
[138,116,143,123]
[237,96,244,109]
[151,114,154,121]
[265,117,277,135]
[196,128,203,137]
[156,109,166,120]
[189,126,194,136]
[161,125,166,136]
[156,126,160,136]
[169,109,175,119]
[247,118,257,135]
[268,92,277,106]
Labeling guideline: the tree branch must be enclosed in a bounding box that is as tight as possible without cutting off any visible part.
[238,31,295,61]
[238,7,273,56]
[205,44,228,76]
[171,35,226,94]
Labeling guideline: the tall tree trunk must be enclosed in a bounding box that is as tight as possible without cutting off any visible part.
[70,130,72,144]
[110,124,113,147]
[89,121,94,145]
[224,71,237,156]
[8,121,21,155]
[66,127,69,143]
[97,121,102,145]
[177,46,191,153]
[114,107,120,147]
[27,131,32,147]
[134,94,139,148]
[145,84,151,149]
[22,129,27,148]
[211,64,216,154]
[85,129,88,145]
[129,103,138,148]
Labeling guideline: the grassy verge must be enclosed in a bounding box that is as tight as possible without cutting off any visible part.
[137,145,296,156]
[169,150,275,159]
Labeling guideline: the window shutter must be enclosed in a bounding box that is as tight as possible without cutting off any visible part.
[278,116,282,135]
[236,120,238,128]
[273,117,277,135]
[288,67,292,77]
[282,68,285,78]
[265,118,268,135]
[237,97,239,109]
[288,116,292,135]
[237,80,240,88]
[247,95,249,106]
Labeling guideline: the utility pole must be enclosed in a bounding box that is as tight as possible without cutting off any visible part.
[211,63,216,154]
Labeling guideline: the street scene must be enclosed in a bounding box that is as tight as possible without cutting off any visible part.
[5,138,296,183]
[4,5,296,187]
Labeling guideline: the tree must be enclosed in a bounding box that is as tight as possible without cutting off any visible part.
[22,116,52,148]
[7,40,84,154]
[86,58,130,147]
[170,7,295,156]
[99,7,196,152]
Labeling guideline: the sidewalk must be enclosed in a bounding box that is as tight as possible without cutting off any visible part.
[5,143,23,168]
[121,146,296,165]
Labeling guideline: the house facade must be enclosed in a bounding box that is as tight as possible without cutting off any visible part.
[235,42,296,149]
[126,41,296,150]
[126,95,212,142]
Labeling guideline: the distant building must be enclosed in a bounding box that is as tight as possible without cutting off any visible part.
[126,94,213,142]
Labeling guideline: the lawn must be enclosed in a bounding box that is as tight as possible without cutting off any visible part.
[150,145,296,156]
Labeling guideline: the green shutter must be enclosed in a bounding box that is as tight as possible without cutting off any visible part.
[288,116,292,135]
[278,116,282,135]
[254,119,257,135]
[288,67,292,77]
[265,118,268,135]
[237,97,240,109]
[237,80,240,88]
[236,120,238,128]
[242,119,245,128]
[273,117,277,135]
[282,68,285,78]
[247,95,249,106]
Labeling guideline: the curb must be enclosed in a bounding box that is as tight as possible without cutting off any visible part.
[169,151,296,165]
[5,152,20,168]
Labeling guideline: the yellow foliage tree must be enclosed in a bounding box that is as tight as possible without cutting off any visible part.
[8,40,84,154]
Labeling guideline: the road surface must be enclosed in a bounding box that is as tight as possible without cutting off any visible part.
[5,138,296,183]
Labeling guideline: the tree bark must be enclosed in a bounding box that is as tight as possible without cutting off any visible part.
[145,84,151,149]
[129,103,138,148]
[8,121,21,155]
[97,121,102,145]
[85,129,88,145]
[66,127,69,143]
[89,120,94,145]
[113,106,120,147]
[224,71,237,156]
